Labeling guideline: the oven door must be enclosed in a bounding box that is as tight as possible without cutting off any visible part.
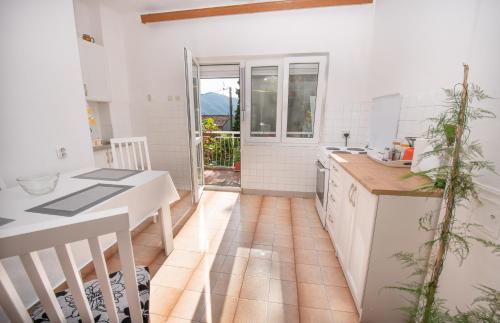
[315,161,327,207]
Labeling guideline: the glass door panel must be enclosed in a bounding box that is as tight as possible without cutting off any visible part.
[184,47,204,203]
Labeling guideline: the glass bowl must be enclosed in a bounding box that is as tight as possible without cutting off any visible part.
[17,173,59,195]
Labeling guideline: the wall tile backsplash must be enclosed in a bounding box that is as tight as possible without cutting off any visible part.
[131,98,192,190]
[241,145,317,192]
[397,90,447,140]
[131,89,447,194]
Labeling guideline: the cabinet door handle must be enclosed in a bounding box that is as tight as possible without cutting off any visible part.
[348,184,354,206]
[84,83,88,96]
[352,186,357,207]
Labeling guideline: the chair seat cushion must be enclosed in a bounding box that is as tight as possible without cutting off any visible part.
[31,266,150,323]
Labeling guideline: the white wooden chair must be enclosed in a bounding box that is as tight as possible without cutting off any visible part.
[110,136,159,223]
[0,208,149,323]
[110,137,151,171]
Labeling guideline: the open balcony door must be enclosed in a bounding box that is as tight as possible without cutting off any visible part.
[184,48,204,203]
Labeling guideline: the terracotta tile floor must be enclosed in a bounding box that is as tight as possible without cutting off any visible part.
[144,191,359,323]
[204,168,241,187]
[171,190,192,227]
[81,191,357,322]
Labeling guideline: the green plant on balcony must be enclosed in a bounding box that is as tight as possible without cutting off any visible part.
[202,118,240,168]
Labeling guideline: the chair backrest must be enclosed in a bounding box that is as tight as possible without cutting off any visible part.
[0,208,142,323]
[110,137,151,170]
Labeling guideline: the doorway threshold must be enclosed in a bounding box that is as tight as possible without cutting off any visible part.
[204,185,241,192]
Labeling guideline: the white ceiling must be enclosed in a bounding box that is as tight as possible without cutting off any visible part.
[103,0,280,13]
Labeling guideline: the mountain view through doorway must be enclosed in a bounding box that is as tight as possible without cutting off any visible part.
[200,78,241,187]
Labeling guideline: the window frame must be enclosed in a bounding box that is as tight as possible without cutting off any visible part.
[244,59,283,143]
[281,56,327,144]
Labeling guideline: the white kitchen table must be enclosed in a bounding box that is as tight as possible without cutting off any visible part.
[0,168,180,307]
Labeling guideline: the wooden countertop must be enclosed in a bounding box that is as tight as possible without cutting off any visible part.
[330,154,442,197]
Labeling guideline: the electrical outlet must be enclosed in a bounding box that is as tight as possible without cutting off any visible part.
[56,146,67,159]
[147,94,152,102]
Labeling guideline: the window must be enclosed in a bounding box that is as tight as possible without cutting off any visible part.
[244,56,326,144]
[245,61,282,142]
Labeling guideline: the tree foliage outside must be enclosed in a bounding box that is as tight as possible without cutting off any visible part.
[202,117,240,167]
[232,86,240,131]
[390,65,500,323]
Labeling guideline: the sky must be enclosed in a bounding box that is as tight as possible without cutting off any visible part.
[200,78,240,98]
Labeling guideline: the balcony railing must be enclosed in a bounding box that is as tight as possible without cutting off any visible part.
[203,131,240,168]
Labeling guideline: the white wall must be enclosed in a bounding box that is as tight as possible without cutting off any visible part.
[371,0,500,189]
[370,0,500,313]
[72,0,103,45]
[122,5,375,192]
[0,0,93,187]
[100,4,134,138]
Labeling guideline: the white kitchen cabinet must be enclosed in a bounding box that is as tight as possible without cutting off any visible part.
[332,167,356,265]
[93,147,113,168]
[346,180,378,306]
[78,39,111,102]
[327,156,442,322]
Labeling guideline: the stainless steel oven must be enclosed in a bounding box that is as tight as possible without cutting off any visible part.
[315,160,328,227]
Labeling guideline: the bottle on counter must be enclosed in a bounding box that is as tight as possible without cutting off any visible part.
[403,145,415,160]
[400,143,410,159]
[383,147,391,160]
[391,140,401,161]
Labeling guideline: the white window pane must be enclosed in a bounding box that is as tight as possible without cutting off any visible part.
[192,61,201,136]
[250,66,278,137]
[286,63,319,138]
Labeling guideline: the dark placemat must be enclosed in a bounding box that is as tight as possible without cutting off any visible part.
[0,217,14,227]
[73,168,143,181]
[26,184,133,217]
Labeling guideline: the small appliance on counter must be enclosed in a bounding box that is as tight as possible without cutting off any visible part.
[367,137,416,168]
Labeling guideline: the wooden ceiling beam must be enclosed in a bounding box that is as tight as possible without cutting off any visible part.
[141,0,372,23]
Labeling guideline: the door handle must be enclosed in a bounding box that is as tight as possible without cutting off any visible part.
[316,161,326,172]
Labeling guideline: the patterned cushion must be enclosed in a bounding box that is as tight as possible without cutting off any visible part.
[31,266,150,323]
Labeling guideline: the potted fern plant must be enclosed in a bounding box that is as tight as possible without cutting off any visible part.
[390,64,500,322]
